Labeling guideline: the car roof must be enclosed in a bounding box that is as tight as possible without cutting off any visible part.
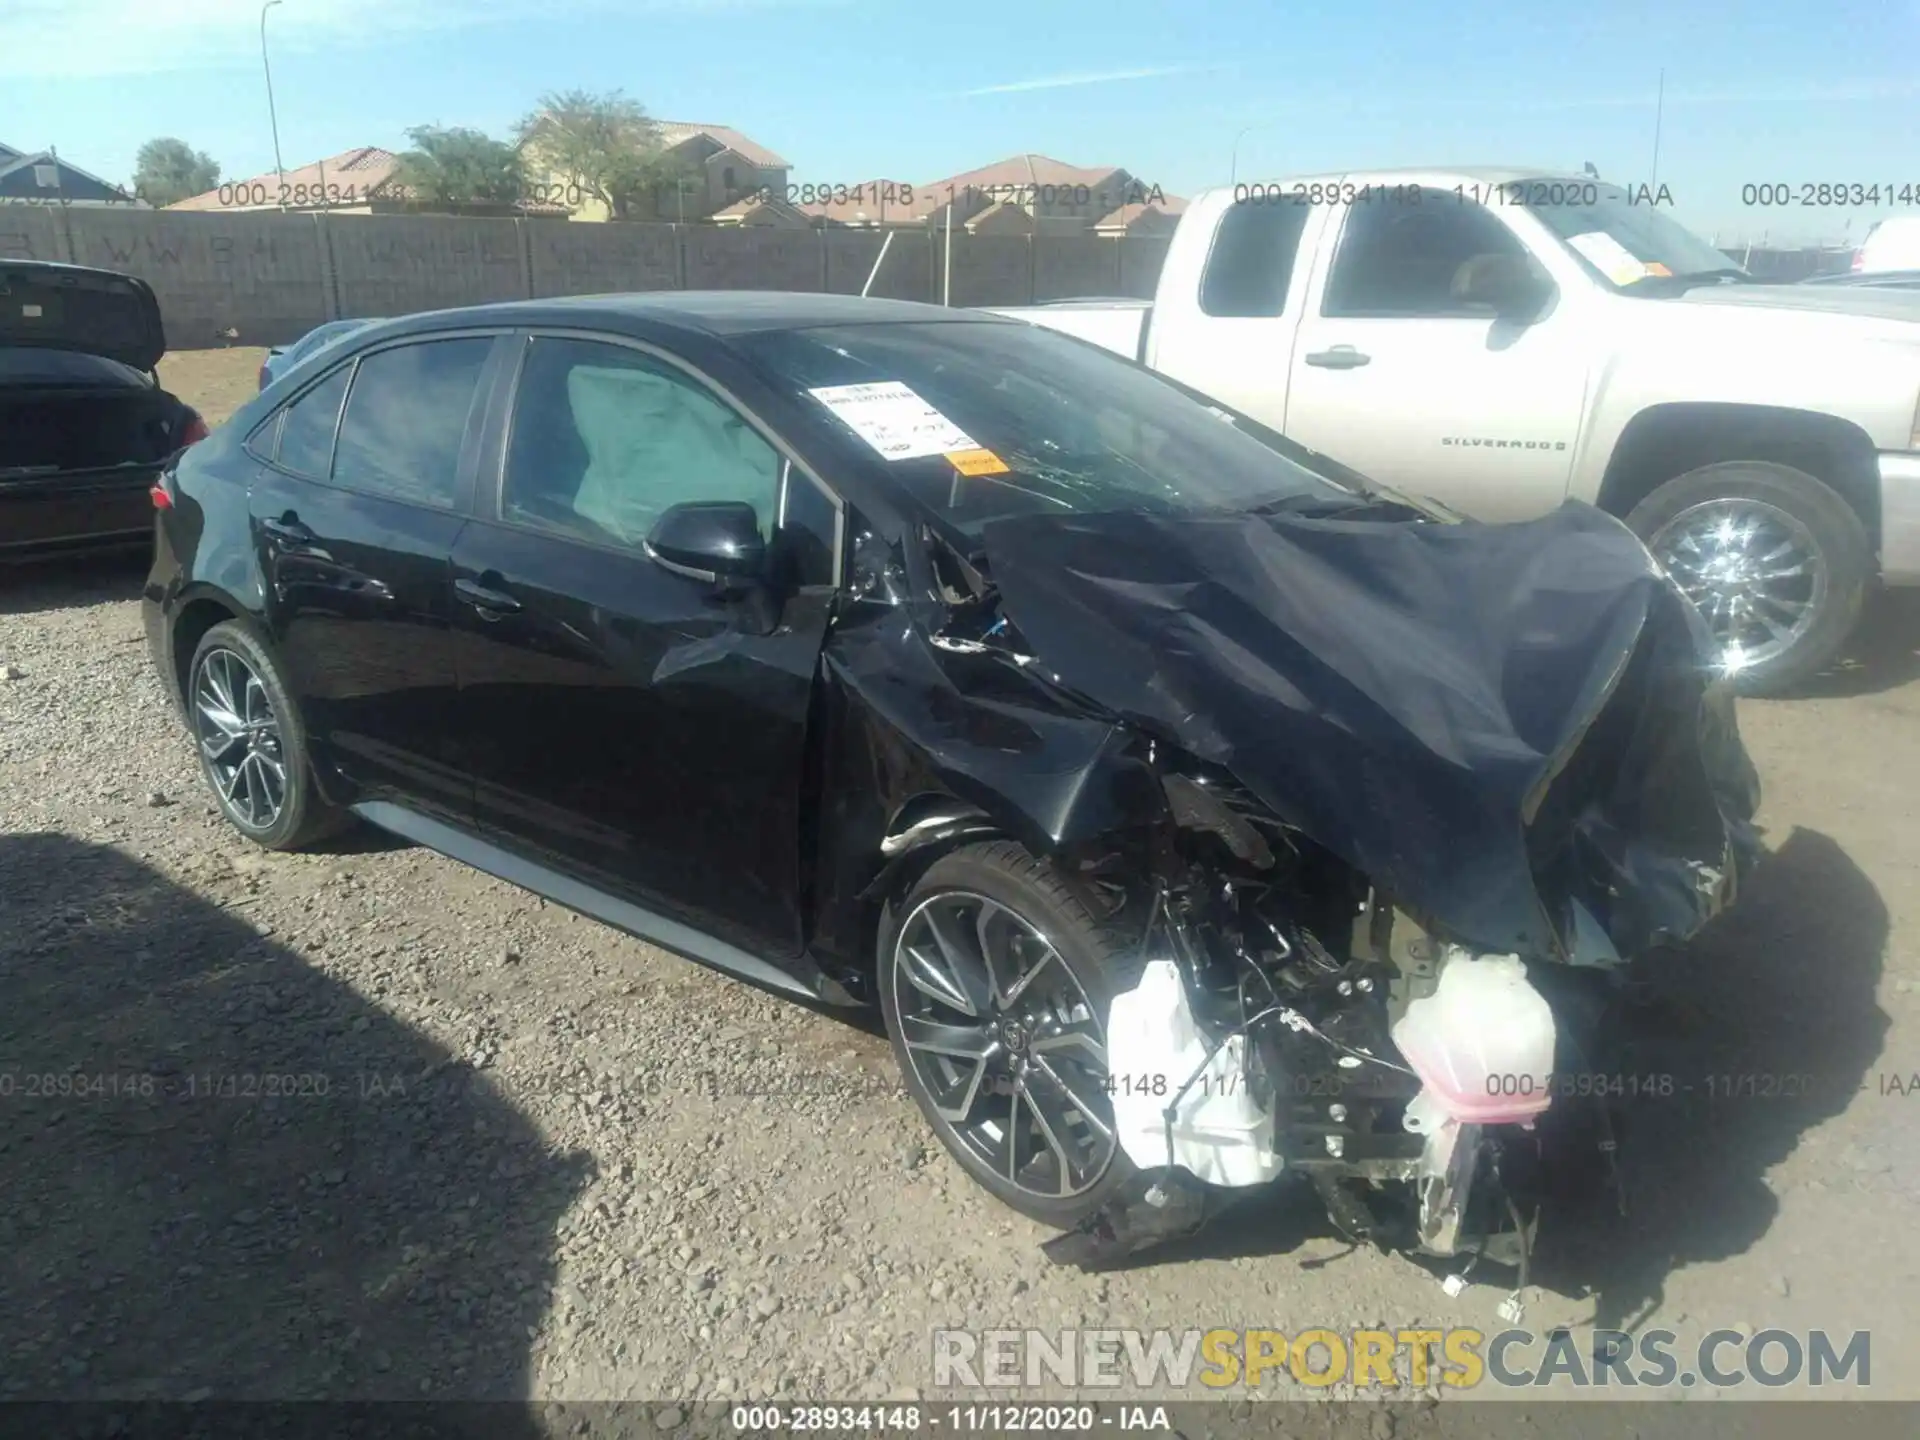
[369,290,1017,342]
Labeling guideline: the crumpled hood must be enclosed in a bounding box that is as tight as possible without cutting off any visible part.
[976,500,1762,962]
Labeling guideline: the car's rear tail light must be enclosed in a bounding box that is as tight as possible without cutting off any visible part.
[1851,249,1865,272]
[150,479,174,510]
[181,412,211,446]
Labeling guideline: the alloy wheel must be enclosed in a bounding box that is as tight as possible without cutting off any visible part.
[890,890,1117,1199]
[1650,498,1828,676]
[192,647,289,831]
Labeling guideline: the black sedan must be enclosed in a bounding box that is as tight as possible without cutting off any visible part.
[143,292,1755,1247]
[2,260,208,561]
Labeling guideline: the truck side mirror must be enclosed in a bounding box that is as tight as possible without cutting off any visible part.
[1452,254,1554,320]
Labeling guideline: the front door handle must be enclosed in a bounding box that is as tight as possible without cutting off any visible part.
[1304,346,1372,369]
[455,576,522,617]
[262,514,316,544]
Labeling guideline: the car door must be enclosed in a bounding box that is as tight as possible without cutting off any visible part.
[447,331,841,965]
[249,331,508,821]
[1283,187,1591,520]
[1143,191,1334,433]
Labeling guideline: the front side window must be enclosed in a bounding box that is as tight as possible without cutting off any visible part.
[739,320,1350,538]
[273,365,350,479]
[501,336,781,551]
[331,337,493,508]
[1323,189,1535,317]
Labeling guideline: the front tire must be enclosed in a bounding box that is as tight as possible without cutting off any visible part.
[1627,460,1870,697]
[186,620,350,850]
[878,840,1140,1228]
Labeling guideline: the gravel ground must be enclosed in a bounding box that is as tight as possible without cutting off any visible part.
[2,350,1917,1412]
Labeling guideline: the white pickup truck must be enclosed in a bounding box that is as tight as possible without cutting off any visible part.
[996,167,1920,694]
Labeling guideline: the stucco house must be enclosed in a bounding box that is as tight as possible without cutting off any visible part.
[0,143,143,207]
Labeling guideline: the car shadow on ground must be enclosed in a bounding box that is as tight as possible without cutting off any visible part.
[1535,825,1889,1329]
[1798,588,1920,698]
[1085,828,1889,1322]
[0,551,150,619]
[0,833,593,1412]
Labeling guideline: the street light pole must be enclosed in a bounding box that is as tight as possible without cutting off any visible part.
[261,1,287,198]
[1229,125,1260,186]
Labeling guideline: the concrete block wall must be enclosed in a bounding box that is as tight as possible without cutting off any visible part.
[1,208,1185,348]
[0,208,1859,350]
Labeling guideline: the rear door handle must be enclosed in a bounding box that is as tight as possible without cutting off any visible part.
[455,576,523,617]
[1304,346,1372,369]
[262,514,316,544]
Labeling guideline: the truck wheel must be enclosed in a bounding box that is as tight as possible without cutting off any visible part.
[877,840,1141,1229]
[1627,461,1870,697]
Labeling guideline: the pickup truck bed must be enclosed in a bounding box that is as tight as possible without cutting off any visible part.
[987,300,1150,363]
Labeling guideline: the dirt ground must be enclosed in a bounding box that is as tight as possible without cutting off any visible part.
[2,347,1916,1414]
[158,347,271,428]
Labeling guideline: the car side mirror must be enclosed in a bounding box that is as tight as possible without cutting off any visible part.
[644,501,767,591]
[1452,253,1554,319]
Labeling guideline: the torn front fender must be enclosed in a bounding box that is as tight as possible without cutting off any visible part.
[821,599,1165,865]
[974,500,1761,963]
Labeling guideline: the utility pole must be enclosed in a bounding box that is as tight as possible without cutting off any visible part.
[261,1,287,199]
[1649,68,1665,191]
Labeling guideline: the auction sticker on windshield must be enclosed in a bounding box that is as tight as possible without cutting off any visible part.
[808,381,980,461]
[1566,230,1652,285]
[947,447,1011,476]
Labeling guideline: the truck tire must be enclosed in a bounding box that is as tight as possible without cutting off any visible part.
[1626,460,1870,697]
[877,839,1142,1228]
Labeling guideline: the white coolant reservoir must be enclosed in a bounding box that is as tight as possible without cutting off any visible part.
[1391,952,1556,1126]
[1105,960,1284,1187]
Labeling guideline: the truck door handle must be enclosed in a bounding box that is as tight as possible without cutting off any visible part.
[1304,346,1372,369]
[455,576,522,618]
[262,514,316,545]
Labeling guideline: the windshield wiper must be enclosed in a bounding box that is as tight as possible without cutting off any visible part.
[1247,492,1384,519]
[1624,266,1756,294]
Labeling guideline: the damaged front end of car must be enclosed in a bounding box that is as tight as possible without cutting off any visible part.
[817,495,1761,1290]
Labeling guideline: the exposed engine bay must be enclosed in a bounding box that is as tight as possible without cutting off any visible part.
[1040,773,1611,1300]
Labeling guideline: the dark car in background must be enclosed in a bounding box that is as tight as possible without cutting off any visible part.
[2,261,208,561]
[257,317,382,390]
[140,292,1755,1266]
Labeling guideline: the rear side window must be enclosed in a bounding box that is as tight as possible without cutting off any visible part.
[332,338,493,509]
[274,365,350,479]
[1200,200,1312,317]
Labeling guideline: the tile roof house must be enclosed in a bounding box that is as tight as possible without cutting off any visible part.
[522,120,793,223]
[167,147,405,213]
[798,154,1181,237]
[792,179,928,228]
[709,193,814,228]
[1091,194,1188,237]
[0,143,143,206]
[168,145,576,217]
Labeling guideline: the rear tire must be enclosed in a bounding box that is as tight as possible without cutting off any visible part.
[186,620,351,851]
[1626,460,1869,697]
[878,840,1141,1229]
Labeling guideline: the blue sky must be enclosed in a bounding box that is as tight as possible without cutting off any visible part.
[3,0,1917,243]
